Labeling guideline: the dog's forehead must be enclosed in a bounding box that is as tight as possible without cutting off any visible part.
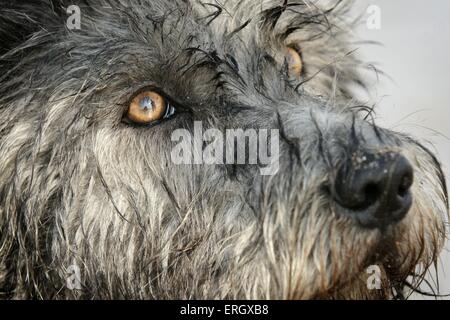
[146,0,345,63]
[190,0,336,28]
[191,0,320,21]
[138,0,332,43]
[68,0,355,109]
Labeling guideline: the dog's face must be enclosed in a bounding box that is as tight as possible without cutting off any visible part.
[0,0,448,299]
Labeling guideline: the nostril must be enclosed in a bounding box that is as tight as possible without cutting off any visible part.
[397,172,413,198]
[362,182,381,208]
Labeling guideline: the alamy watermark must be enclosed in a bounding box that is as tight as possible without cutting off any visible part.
[67,263,82,290]
[66,5,81,30]
[366,265,382,290]
[366,5,381,30]
[171,121,280,176]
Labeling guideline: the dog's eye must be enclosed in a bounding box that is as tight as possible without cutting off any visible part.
[126,91,175,125]
[285,47,303,77]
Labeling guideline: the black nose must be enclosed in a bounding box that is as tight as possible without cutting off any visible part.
[333,152,414,230]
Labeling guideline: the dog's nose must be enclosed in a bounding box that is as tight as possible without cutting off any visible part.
[333,152,414,230]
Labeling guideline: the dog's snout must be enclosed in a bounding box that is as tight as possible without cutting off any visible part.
[333,152,414,230]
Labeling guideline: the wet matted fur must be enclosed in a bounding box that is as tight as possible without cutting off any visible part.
[0,0,448,299]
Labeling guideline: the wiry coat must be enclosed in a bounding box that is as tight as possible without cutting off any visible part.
[0,0,448,299]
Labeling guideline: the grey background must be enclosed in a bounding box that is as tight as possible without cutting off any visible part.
[353,0,450,298]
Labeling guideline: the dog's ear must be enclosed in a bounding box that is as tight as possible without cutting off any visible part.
[0,0,69,55]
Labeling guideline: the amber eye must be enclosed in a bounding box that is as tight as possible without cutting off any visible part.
[285,47,303,77]
[126,90,175,125]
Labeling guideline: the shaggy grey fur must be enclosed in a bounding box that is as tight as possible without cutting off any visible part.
[0,0,448,299]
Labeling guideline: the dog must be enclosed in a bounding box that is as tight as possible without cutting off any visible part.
[0,0,448,299]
